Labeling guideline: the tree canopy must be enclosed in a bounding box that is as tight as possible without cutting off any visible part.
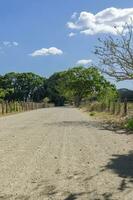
[0,72,46,102]
[0,67,118,106]
[53,66,116,106]
[46,72,66,106]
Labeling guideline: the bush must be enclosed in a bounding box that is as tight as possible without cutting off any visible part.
[125,118,133,131]
[90,111,96,116]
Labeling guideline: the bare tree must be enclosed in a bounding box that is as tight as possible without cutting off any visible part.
[94,22,133,81]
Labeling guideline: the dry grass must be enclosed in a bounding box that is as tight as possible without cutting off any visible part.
[81,105,128,130]
[91,112,127,127]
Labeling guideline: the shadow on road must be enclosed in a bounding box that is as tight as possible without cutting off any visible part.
[64,192,86,200]
[43,120,101,129]
[43,120,131,135]
[64,192,113,200]
[0,194,30,200]
[105,151,133,179]
[104,151,133,191]
[100,123,132,135]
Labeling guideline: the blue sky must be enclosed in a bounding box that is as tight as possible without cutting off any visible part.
[0,0,133,89]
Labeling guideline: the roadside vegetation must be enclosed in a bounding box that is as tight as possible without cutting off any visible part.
[0,67,117,107]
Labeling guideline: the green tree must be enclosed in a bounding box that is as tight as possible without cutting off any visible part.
[15,72,46,101]
[61,66,108,107]
[98,82,118,103]
[46,72,66,106]
[0,72,46,102]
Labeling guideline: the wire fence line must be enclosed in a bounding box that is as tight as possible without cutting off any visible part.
[82,99,133,117]
[0,101,54,115]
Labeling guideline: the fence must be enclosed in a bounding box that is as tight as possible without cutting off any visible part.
[0,101,52,115]
[83,99,133,117]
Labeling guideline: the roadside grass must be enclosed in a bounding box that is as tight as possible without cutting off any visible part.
[128,103,133,109]
[81,105,133,133]
[0,110,26,118]
[124,118,133,131]
[89,111,96,116]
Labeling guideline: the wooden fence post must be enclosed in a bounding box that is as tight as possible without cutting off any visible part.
[112,101,116,114]
[123,98,127,116]
[16,102,18,112]
[2,102,4,115]
[107,100,111,112]
[9,102,12,113]
[117,99,121,115]
[0,100,46,115]
[5,101,8,114]
[24,102,26,111]
[32,102,34,110]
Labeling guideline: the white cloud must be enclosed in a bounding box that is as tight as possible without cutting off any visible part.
[76,59,92,65]
[30,47,63,57]
[3,41,19,47]
[3,41,11,47]
[13,42,19,46]
[67,22,81,30]
[71,12,77,19]
[68,32,76,37]
[67,7,133,35]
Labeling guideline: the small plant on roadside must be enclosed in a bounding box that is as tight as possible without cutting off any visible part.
[90,111,96,116]
[124,118,133,131]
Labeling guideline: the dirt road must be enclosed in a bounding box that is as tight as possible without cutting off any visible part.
[0,107,133,200]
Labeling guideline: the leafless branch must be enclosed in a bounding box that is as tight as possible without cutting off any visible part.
[94,21,133,81]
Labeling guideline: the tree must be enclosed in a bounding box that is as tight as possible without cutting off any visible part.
[94,22,133,81]
[0,73,16,101]
[61,66,108,107]
[98,82,118,103]
[46,72,66,106]
[0,72,46,102]
[0,89,6,100]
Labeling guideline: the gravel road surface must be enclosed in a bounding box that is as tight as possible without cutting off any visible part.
[0,107,133,200]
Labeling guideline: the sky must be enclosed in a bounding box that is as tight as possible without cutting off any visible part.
[0,0,133,89]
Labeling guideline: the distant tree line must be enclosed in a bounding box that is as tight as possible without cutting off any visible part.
[0,67,118,107]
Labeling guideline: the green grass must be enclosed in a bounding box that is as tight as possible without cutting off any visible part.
[89,111,96,116]
[125,118,133,131]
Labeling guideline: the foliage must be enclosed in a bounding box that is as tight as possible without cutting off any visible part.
[0,88,6,99]
[124,118,133,131]
[60,66,114,106]
[43,97,50,103]
[46,72,66,106]
[98,82,118,103]
[90,111,96,116]
[0,67,117,107]
[0,72,46,102]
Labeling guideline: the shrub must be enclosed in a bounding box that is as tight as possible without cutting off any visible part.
[125,118,133,131]
[90,111,96,116]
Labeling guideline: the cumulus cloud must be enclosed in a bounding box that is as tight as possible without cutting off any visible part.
[68,32,76,37]
[76,59,92,65]
[3,41,11,47]
[67,7,133,35]
[30,47,63,57]
[3,41,19,47]
[13,42,19,46]
[71,12,77,19]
